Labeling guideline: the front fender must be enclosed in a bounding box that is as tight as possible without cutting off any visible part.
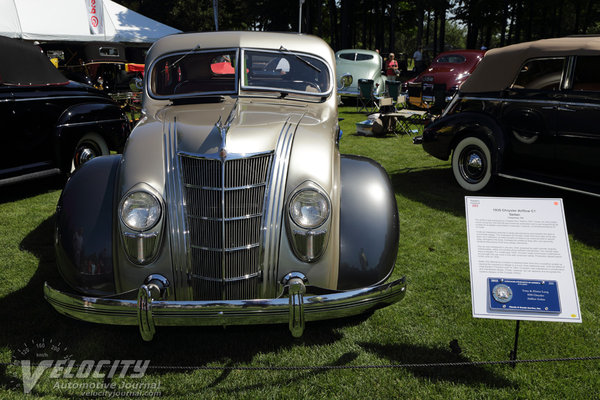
[55,155,121,295]
[422,111,505,170]
[338,155,399,290]
[55,102,129,169]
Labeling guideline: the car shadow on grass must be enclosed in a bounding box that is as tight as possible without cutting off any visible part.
[1,215,380,392]
[359,342,515,389]
[389,165,600,249]
[0,175,65,205]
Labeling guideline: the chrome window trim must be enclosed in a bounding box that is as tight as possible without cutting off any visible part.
[240,48,333,98]
[460,96,600,109]
[147,47,240,100]
[57,118,126,128]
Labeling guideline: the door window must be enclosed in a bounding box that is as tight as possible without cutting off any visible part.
[512,58,565,90]
[572,56,600,91]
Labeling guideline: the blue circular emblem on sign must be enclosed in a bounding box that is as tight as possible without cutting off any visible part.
[492,284,513,303]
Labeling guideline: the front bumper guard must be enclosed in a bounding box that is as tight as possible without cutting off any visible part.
[44,277,406,341]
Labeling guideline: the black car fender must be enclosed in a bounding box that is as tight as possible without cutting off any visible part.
[55,155,121,295]
[337,155,399,290]
[55,102,129,170]
[423,111,506,173]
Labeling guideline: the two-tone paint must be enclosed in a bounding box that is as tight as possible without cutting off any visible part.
[415,37,600,196]
[46,32,406,340]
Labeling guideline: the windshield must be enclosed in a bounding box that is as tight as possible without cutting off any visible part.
[150,49,238,98]
[242,50,331,96]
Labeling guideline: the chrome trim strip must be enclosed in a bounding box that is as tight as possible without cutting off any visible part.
[164,117,193,300]
[191,243,260,252]
[178,150,271,161]
[460,96,600,109]
[497,173,600,198]
[57,118,126,128]
[13,95,107,102]
[190,272,262,283]
[188,213,263,222]
[260,115,300,297]
[183,182,266,191]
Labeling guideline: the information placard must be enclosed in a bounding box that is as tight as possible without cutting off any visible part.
[465,197,581,323]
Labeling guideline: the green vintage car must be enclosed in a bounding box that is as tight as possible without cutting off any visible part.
[336,49,387,97]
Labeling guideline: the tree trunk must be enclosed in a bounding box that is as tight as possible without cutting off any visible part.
[439,2,446,53]
[328,0,338,50]
[389,0,396,53]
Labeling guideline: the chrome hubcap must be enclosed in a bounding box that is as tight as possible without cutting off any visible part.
[77,147,96,165]
[460,146,486,183]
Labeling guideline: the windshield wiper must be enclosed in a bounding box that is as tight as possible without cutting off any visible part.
[279,46,321,73]
[169,44,202,69]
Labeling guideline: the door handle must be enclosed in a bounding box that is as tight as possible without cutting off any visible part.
[556,106,576,112]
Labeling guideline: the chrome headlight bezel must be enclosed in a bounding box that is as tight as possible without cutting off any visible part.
[288,188,331,229]
[286,182,332,263]
[119,191,162,232]
[118,185,165,266]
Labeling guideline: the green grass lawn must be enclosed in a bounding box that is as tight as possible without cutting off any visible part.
[1,106,599,399]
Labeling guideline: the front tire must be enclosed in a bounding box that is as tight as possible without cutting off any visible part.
[451,136,492,192]
[71,133,109,172]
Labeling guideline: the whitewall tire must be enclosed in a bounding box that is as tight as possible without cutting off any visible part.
[451,136,492,192]
[70,133,109,172]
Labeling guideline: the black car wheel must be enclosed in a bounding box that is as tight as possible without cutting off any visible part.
[71,133,109,172]
[451,136,492,191]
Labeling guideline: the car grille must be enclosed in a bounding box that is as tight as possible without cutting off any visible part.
[180,153,273,300]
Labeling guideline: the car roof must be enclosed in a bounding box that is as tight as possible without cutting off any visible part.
[461,36,600,93]
[147,31,334,69]
[0,36,67,85]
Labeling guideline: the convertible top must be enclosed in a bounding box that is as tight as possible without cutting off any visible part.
[461,36,600,93]
[0,36,67,85]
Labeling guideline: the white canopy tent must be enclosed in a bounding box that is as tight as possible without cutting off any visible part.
[0,0,181,43]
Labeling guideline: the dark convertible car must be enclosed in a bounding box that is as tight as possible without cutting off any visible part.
[414,36,600,196]
[0,36,130,186]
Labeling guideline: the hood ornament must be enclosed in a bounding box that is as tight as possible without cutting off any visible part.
[215,100,239,161]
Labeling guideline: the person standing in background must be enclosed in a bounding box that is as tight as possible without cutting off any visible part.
[386,52,399,81]
[413,47,423,73]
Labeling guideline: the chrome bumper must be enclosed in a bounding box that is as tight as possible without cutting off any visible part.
[44,277,406,341]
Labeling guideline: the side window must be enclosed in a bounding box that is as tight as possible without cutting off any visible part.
[512,58,565,91]
[355,53,374,61]
[339,53,356,61]
[572,56,600,91]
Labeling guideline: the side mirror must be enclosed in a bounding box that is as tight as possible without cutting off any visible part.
[338,73,353,90]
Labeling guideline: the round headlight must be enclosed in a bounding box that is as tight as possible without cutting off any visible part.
[289,189,330,229]
[120,192,161,231]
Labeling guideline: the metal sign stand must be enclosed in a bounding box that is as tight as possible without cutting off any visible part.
[509,320,521,368]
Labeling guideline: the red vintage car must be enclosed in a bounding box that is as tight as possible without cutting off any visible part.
[406,49,485,104]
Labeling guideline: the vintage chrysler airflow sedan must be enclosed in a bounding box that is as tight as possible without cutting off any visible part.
[45,32,406,340]
[414,36,600,196]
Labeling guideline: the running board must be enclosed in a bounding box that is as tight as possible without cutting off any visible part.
[0,168,61,187]
[497,173,600,198]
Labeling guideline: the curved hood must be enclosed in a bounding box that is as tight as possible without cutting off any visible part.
[160,99,325,157]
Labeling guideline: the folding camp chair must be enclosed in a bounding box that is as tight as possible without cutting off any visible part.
[407,81,430,110]
[357,79,378,113]
[385,80,401,104]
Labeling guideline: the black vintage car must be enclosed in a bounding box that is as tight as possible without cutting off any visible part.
[0,36,130,186]
[414,36,600,196]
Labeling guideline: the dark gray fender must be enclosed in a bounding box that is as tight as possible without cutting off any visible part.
[55,155,121,295]
[338,155,399,290]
